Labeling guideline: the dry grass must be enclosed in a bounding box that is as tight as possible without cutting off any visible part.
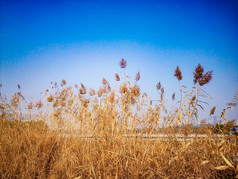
[0,60,237,178]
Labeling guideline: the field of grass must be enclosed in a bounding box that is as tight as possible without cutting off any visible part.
[0,59,237,178]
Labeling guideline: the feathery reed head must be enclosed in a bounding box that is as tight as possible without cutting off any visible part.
[47,95,54,102]
[174,66,182,81]
[198,71,213,86]
[172,93,175,101]
[210,106,216,116]
[28,102,33,109]
[61,79,67,87]
[193,64,213,86]
[102,78,108,85]
[161,87,164,94]
[193,64,204,84]
[36,100,43,109]
[97,86,106,97]
[135,72,140,81]
[79,83,87,94]
[156,82,161,90]
[119,83,128,94]
[107,84,111,92]
[191,95,196,101]
[115,73,120,81]
[89,88,96,96]
[130,84,141,97]
[120,58,127,68]
[109,91,115,103]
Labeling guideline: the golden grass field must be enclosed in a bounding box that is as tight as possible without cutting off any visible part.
[0,60,237,178]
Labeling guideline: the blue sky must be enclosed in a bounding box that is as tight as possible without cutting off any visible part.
[0,0,238,121]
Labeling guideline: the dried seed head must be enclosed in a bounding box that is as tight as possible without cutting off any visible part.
[89,88,96,96]
[115,73,120,81]
[75,84,78,88]
[191,95,196,101]
[156,82,161,90]
[161,87,164,94]
[61,79,67,87]
[174,66,183,80]
[131,97,136,104]
[60,89,69,101]
[54,82,58,88]
[107,84,111,92]
[11,93,20,107]
[198,71,213,86]
[120,58,127,68]
[97,87,105,97]
[36,100,43,109]
[102,78,108,85]
[109,92,115,103]
[82,98,89,108]
[47,95,54,102]
[53,100,59,108]
[210,106,216,116]
[135,72,140,81]
[28,102,33,109]
[130,85,141,97]
[79,83,87,94]
[18,84,21,89]
[54,108,62,118]
[172,93,175,100]
[193,64,204,84]
[142,93,148,98]
[119,83,128,94]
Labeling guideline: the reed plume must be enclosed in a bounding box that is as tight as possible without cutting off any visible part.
[156,82,161,90]
[193,64,213,86]
[199,71,213,86]
[61,79,67,87]
[115,73,120,81]
[47,95,54,102]
[193,64,204,84]
[135,72,140,81]
[174,66,182,80]
[210,106,216,116]
[79,83,87,94]
[102,78,108,85]
[89,88,96,96]
[120,58,127,68]
[172,93,175,101]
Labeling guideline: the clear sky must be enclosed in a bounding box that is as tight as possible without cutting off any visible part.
[0,0,238,121]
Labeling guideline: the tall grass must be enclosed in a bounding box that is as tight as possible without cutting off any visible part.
[0,59,237,178]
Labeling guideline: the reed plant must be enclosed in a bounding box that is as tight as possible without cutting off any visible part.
[0,59,237,178]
